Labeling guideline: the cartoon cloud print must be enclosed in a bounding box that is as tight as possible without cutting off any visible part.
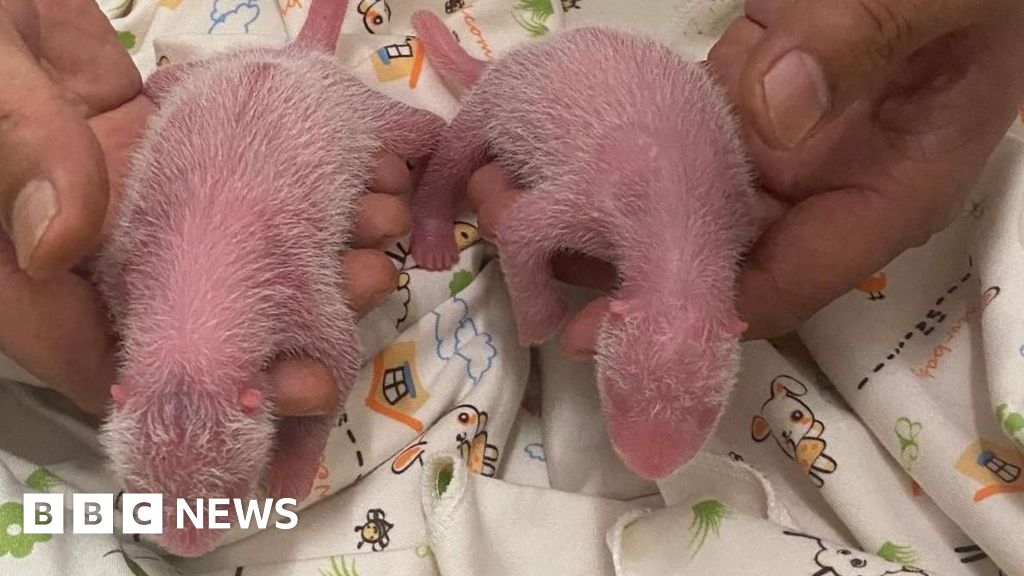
[209,0,261,34]
[432,296,497,385]
[784,531,928,576]
[524,443,545,461]
[752,375,837,487]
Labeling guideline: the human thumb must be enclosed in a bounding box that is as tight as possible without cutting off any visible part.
[739,0,990,149]
[0,6,109,277]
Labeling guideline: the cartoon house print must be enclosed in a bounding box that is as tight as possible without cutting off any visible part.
[783,531,928,576]
[955,438,1024,502]
[391,404,500,477]
[365,341,429,432]
[752,375,838,487]
[371,36,424,88]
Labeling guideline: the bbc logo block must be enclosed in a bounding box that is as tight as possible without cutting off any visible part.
[21,494,297,534]
[22,494,63,534]
[23,493,163,535]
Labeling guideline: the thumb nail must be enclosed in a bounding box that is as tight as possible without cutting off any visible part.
[294,406,330,417]
[12,180,58,271]
[763,50,829,148]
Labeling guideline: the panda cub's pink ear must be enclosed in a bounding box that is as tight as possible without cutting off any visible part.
[238,389,264,414]
[110,384,127,407]
[726,319,747,337]
[144,61,205,105]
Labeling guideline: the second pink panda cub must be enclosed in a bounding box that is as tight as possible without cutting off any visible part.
[409,12,759,479]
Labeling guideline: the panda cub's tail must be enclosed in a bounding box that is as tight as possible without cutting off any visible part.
[411,10,488,92]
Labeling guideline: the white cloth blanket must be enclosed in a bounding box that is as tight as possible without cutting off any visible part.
[1,1,1023,574]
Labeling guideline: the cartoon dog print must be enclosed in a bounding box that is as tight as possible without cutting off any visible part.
[752,375,837,487]
[357,0,390,34]
[391,404,500,477]
[784,531,928,576]
[453,404,500,476]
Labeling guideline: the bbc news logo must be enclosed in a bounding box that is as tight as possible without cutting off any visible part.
[22,494,298,534]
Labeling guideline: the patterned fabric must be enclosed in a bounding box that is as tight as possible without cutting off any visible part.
[1,0,1023,574]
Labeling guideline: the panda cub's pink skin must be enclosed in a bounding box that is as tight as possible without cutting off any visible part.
[94,0,443,557]
[410,12,761,479]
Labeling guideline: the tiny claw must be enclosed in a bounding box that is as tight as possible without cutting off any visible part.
[411,219,460,271]
[412,240,459,271]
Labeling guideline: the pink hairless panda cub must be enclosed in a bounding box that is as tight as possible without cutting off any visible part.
[409,11,770,479]
[93,0,444,557]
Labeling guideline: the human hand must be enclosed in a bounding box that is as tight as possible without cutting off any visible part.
[0,0,408,416]
[469,0,1024,354]
[709,0,1024,338]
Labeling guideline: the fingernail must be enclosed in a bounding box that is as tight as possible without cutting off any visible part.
[294,406,330,417]
[608,299,629,315]
[763,50,829,148]
[11,180,58,271]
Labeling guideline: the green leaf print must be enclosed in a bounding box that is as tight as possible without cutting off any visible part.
[894,417,921,470]
[124,556,150,576]
[996,403,1024,449]
[320,555,359,576]
[516,0,555,19]
[117,30,136,51]
[104,550,153,576]
[449,269,473,296]
[876,541,918,565]
[103,546,175,576]
[1007,413,1024,434]
[0,501,50,559]
[512,0,554,37]
[689,499,729,554]
[24,468,62,492]
[415,544,434,558]
[435,461,454,497]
